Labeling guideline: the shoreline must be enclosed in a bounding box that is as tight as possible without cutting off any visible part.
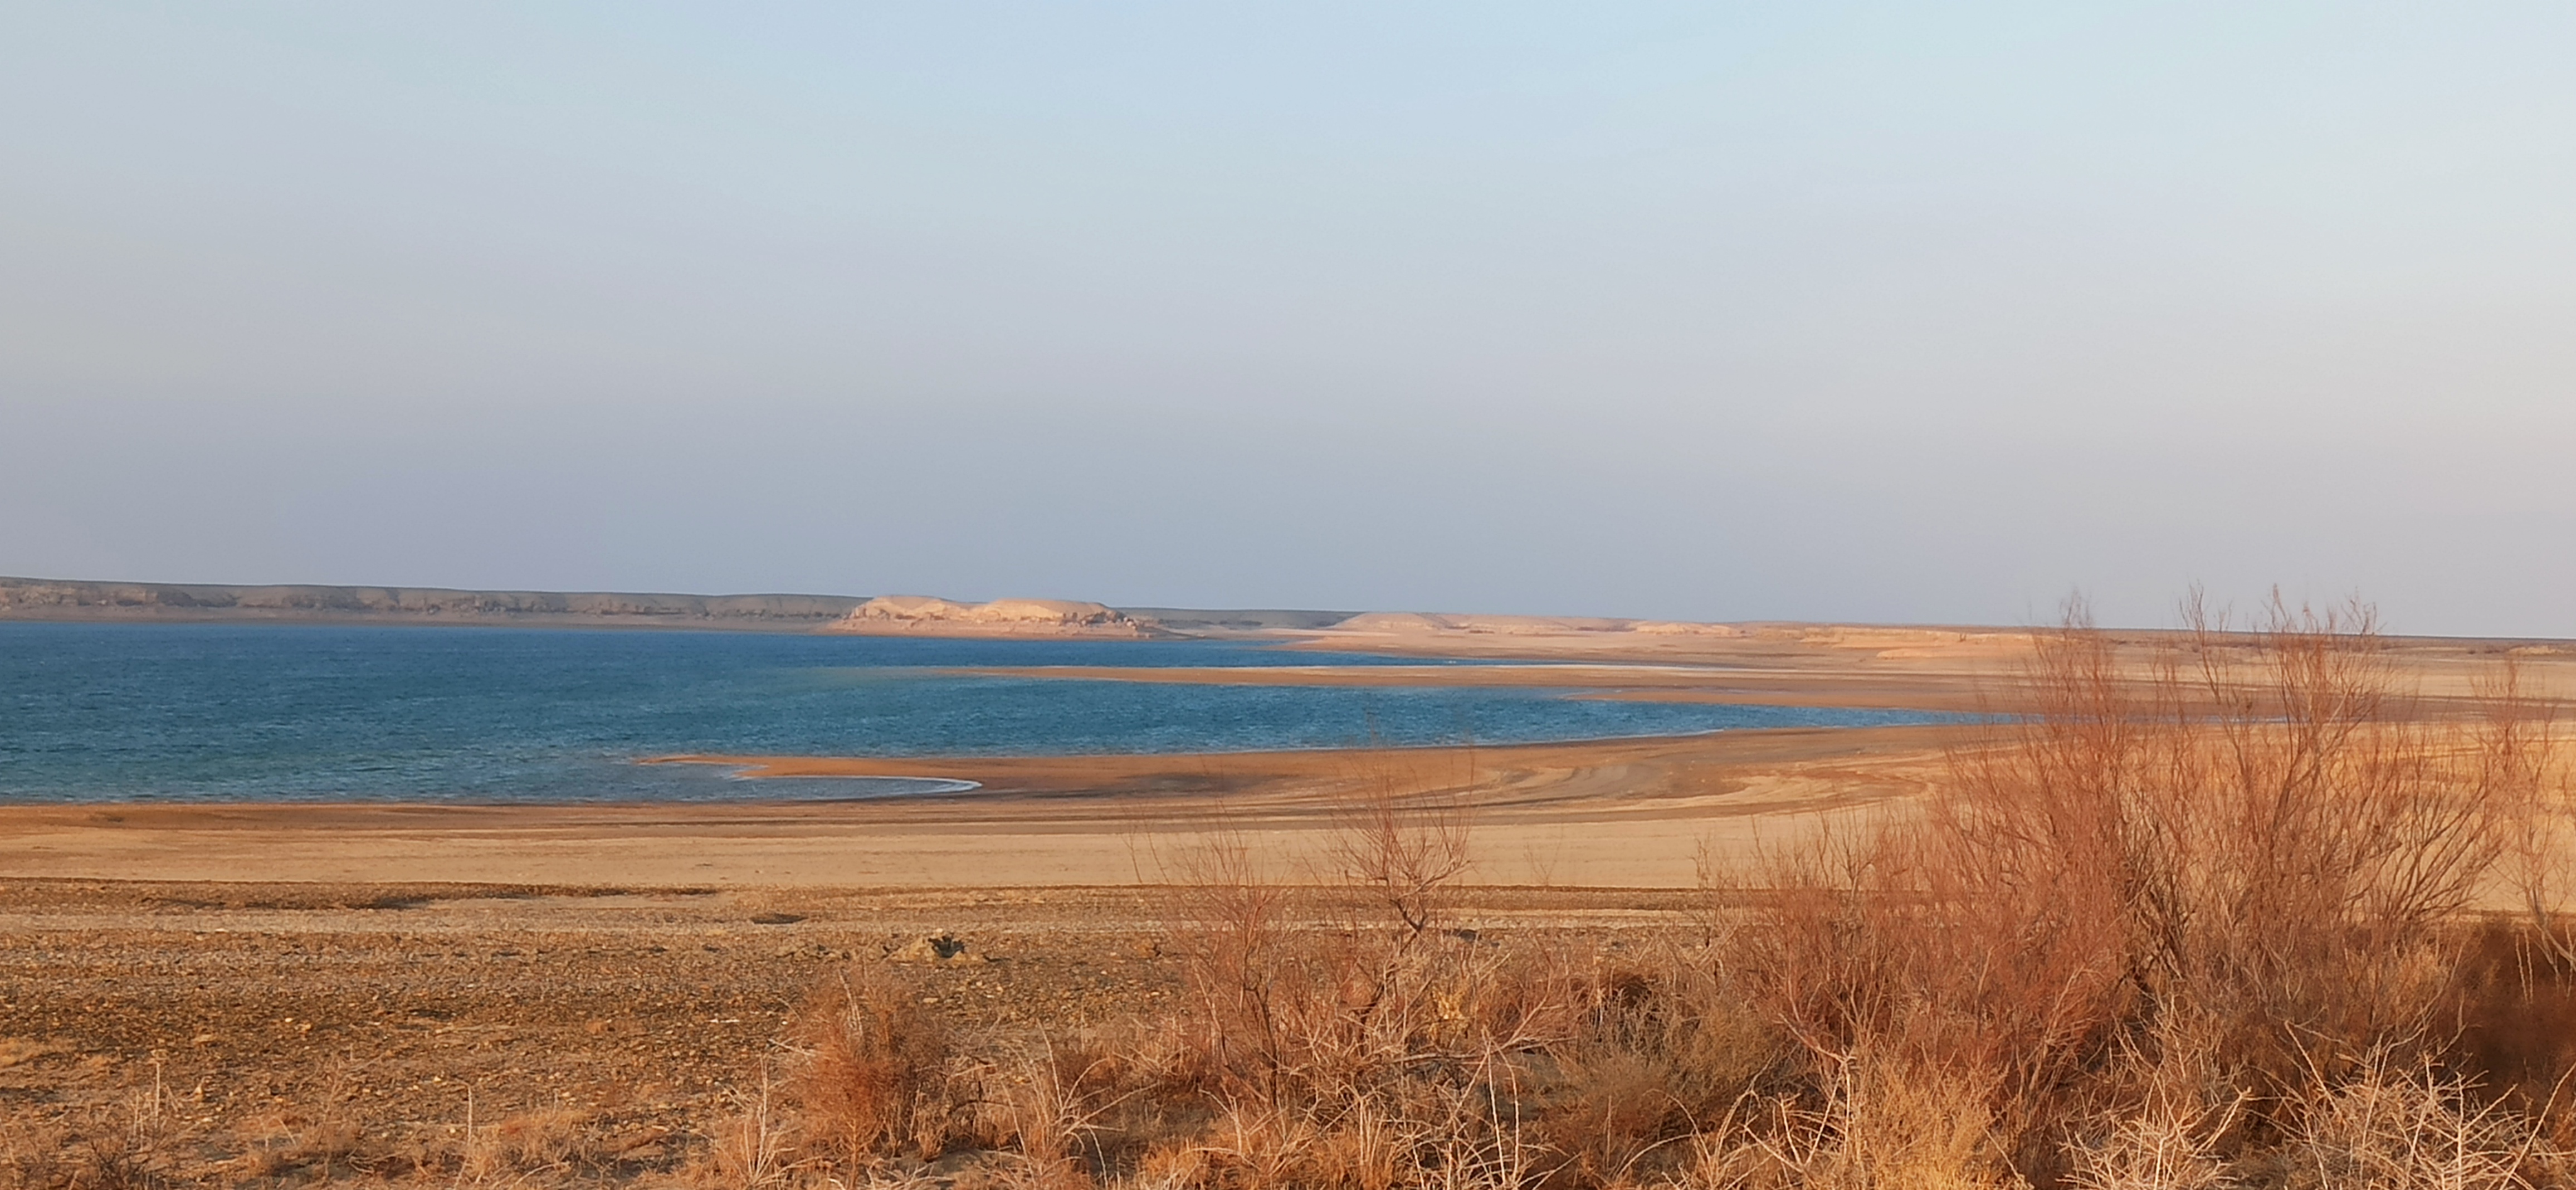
[943,662,1998,711]
[6,620,2558,892]
[0,726,1954,889]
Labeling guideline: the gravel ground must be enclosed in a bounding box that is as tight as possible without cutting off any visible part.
[0,879,1700,1183]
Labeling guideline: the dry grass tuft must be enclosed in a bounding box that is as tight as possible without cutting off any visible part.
[691,1069,800,1188]
[462,1105,602,1179]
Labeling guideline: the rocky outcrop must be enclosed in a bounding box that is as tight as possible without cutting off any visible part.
[826,596,1160,638]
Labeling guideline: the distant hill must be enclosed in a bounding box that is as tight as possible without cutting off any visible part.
[0,576,865,630]
[0,577,1362,635]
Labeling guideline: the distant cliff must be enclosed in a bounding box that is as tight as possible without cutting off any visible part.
[0,577,865,629]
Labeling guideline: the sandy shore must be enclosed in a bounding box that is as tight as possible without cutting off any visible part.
[0,726,1950,889]
[4,618,2559,892]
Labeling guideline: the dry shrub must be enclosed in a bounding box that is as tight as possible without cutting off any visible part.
[1163,828,1302,1109]
[2501,663,2576,972]
[1735,596,2551,1169]
[1154,918,1573,1186]
[234,1064,382,1181]
[2448,921,2576,1121]
[1535,960,1779,1186]
[1684,1052,2022,1190]
[1134,762,1608,1189]
[992,1038,1127,1190]
[694,1069,799,1189]
[1164,841,1545,1106]
[795,964,967,1163]
[2063,1101,2237,1190]
[1,1079,217,1190]
[2281,1055,2559,1190]
[2,1115,168,1190]
[1326,743,1476,937]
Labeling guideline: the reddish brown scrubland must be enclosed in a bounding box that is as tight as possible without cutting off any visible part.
[7,602,2576,1187]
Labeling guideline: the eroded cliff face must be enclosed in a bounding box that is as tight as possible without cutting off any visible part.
[824,595,1163,637]
[0,577,862,627]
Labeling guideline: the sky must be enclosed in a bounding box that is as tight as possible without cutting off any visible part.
[3,3,2572,635]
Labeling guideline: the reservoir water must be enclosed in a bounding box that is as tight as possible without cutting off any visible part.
[0,623,1939,803]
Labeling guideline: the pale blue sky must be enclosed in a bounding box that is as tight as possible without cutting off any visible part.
[4,4,2572,633]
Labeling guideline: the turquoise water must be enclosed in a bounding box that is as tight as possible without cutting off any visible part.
[0,623,1938,803]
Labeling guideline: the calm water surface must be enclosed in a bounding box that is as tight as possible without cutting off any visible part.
[0,623,1938,802]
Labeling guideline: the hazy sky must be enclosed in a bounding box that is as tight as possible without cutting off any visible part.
[4,4,2572,633]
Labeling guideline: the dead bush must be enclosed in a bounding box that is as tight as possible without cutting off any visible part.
[1327,743,1476,938]
[795,963,968,1163]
